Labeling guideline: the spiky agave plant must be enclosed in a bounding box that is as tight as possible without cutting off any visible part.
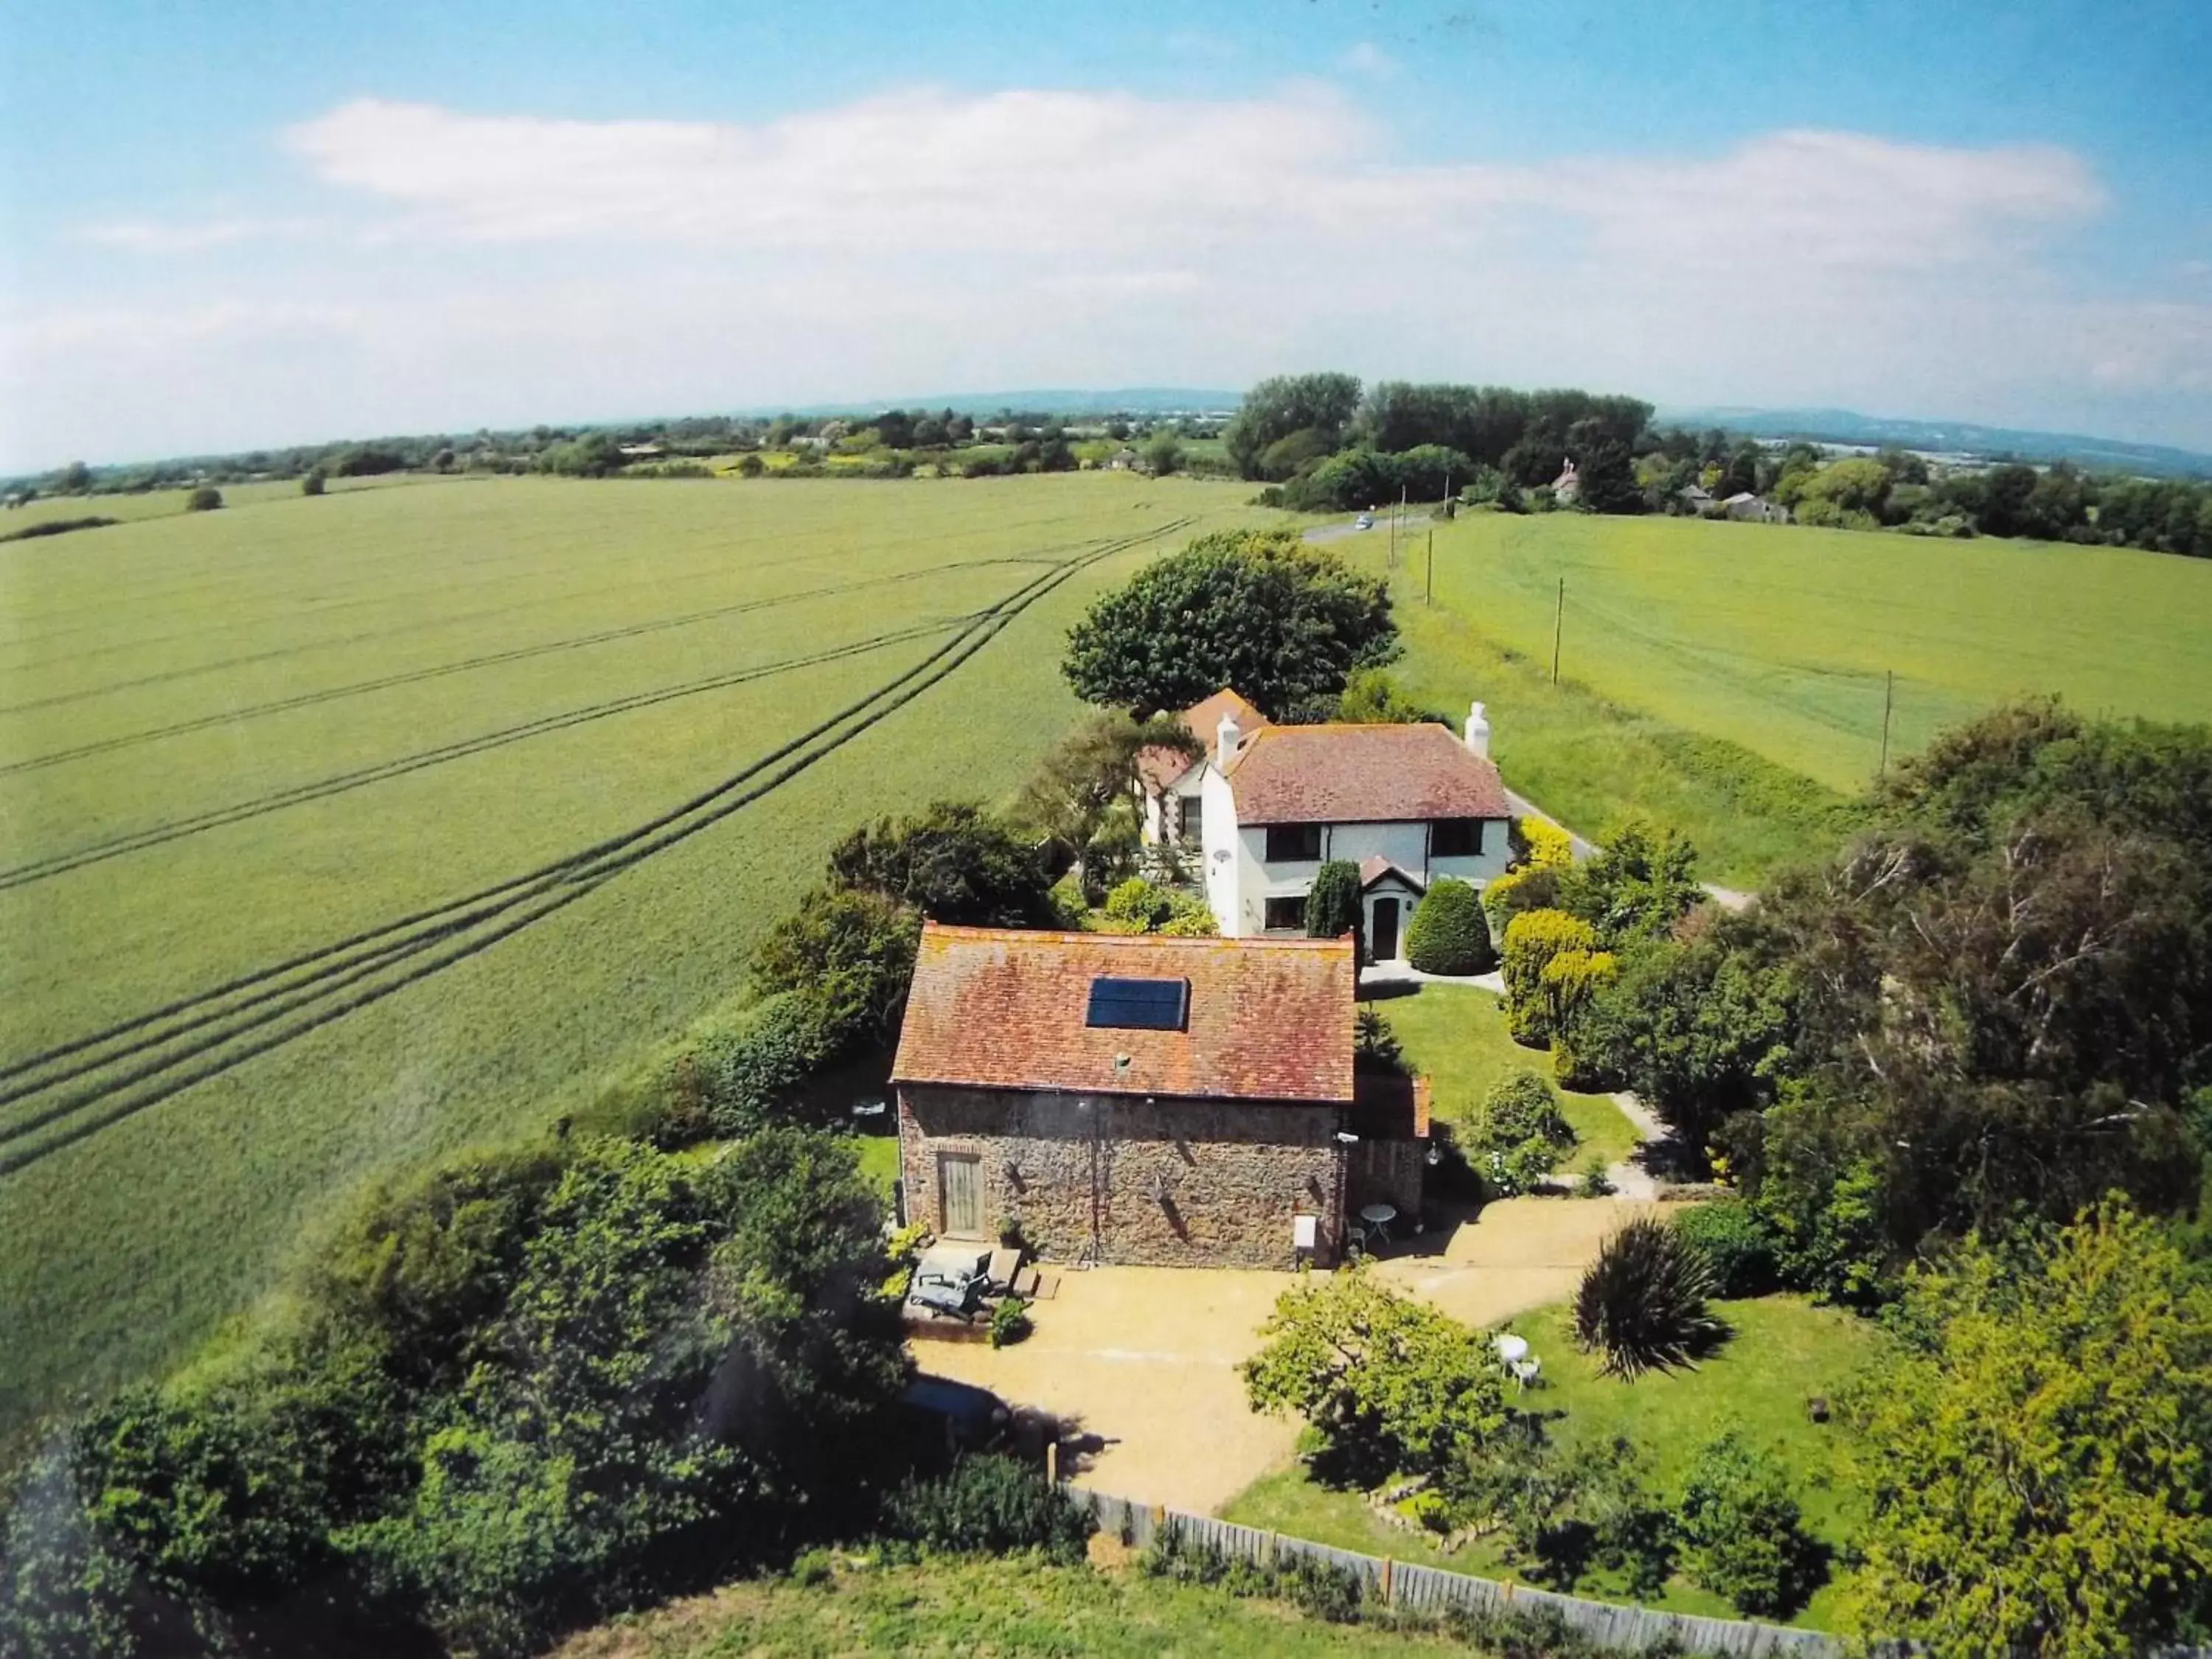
[1574,1215,1725,1380]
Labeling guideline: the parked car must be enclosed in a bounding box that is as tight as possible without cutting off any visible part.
[1354,512,1374,530]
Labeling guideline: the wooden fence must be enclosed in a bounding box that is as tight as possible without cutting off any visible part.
[1068,1485,1841,1658]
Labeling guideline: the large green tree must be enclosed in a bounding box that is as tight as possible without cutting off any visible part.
[1062,529,1398,719]
[1222,373,1363,479]
[1848,1203,2212,1657]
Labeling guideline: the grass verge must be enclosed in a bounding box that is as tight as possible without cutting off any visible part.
[550,1554,1477,1658]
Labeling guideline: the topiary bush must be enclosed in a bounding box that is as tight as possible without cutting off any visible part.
[1670,1200,1781,1298]
[881,1454,1093,1563]
[1573,1216,1725,1380]
[1676,1433,1823,1617]
[1405,877,1495,975]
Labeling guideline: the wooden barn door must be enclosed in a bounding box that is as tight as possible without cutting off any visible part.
[939,1152,983,1237]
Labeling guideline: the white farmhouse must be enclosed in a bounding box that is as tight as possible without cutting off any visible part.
[1138,690,1513,961]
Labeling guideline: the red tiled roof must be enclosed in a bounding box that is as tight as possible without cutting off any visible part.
[892,924,1354,1103]
[1225,723,1509,825]
[1135,688,1269,794]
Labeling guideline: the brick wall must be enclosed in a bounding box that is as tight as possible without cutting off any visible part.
[898,1085,1349,1270]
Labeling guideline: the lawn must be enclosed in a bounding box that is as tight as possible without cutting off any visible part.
[1377,983,1641,1170]
[0,470,1274,1433]
[1338,509,2212,883]
[1223,1294,1883,1630]
[551,1555,1473,1659]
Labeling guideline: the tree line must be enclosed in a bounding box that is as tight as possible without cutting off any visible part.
[1219,372,2212,554]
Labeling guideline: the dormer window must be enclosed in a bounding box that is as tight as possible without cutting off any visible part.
[1265,824,1323,862]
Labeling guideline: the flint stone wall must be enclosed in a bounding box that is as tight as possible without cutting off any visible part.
[897,1085,1346,1269]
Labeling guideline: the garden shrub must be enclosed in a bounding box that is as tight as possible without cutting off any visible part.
[1512,816,1576,872]
[695,991,835,1137]
[1500,910,1599,1045]
[1304,860,1363,949]
[750,886,921,1053]
[1155,895,1217,936]
[1470,1072,1574,1197]
[987,1296,1032,1349]
[1541,946,1619,1088]
[881,1454,1093,1564]
[1478,1073,1573,1150]
[1405,877,1494,975]
[1479,863,1559,928]
[1670,1200,1780,1298]
[1573,1216,1723,1380]
[1676,1433,1822,1618]
[1102,877,1172,931]
[1046,870,1088,928]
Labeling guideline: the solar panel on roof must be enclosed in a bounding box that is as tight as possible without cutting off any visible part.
[1085,975,1189,1031]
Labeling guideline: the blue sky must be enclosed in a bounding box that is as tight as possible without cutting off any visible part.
[4,0,2209,470]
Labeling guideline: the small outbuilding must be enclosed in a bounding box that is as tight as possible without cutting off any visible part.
[891,925,1426,1269]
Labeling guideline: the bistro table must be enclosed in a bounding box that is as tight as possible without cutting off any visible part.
[1357,1203,1398,1248]
[1494,1333,1531,1366]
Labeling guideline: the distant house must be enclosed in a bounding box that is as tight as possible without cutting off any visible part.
[1721,491,1791,524]
[891,925,1427,1267]
[1551,457,1581,504]
[1677,484,1717,513]
[1138,692,1513,962]
[1108,447,1140,471]
[618,442,664,459]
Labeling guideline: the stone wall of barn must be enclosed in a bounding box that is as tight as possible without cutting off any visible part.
[897,1085,1351,1270]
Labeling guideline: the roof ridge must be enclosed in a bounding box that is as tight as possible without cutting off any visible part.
[917,922,1352,952]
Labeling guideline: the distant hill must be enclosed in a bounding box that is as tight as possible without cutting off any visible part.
[1655,405,2212,480]
[771,387,1242,419]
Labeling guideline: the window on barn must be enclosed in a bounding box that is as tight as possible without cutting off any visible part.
[1431,818,1484,857]
[1264,895,1307,931]
[1265,823,1323,862]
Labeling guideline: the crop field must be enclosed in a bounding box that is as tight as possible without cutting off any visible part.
[0,470,1268,1430]
[1336,510,2212,880]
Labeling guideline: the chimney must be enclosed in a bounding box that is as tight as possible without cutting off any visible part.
[1464,700,1491,759]
[1216,711,1242,767]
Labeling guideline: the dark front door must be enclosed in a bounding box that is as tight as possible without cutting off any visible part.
[1371,897,1400,961]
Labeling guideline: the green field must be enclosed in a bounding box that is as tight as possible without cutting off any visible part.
[1344,509,2212,880]
[552,1556,1472,1658]
[1225,1294,1882,1630]
[0,470,1269,1431]
[1377,984,1640,1169]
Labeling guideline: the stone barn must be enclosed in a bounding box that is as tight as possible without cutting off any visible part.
[891,924,1426,1270]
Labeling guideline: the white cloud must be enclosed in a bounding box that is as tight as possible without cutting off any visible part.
[74,216,324,253]
[10,84,2208,467]
[1342,41,1398,75]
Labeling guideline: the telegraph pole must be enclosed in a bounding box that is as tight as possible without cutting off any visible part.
[1425,530,1434,605]
[1878,669,1895,779]
[1551,577,1565,684]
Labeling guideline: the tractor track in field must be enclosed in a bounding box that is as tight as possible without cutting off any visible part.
[0,550,1072,777]
[0,619,964,889]
[0,518,1187,1177]
[0,501,1112,673]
